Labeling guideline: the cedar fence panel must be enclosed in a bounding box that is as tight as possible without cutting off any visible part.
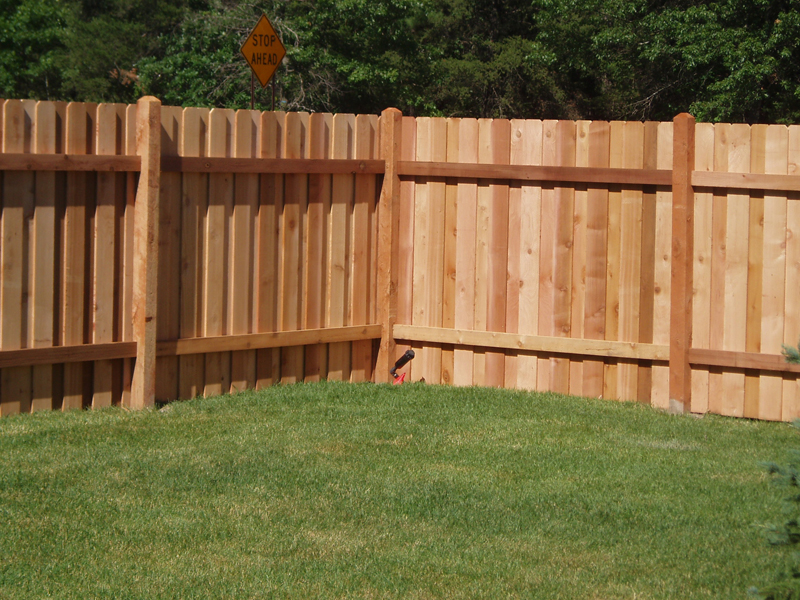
[2,100,800,421]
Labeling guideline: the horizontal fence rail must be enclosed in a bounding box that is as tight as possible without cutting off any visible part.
[1,98,799,420]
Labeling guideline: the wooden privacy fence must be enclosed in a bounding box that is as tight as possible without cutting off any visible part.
[1,98,799,420]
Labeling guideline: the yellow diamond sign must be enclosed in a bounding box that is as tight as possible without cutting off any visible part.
[241,14,286,88]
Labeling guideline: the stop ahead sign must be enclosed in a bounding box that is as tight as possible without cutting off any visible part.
[241,14,286,88]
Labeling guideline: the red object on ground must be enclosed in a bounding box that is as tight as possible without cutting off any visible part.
[392,373,406,385]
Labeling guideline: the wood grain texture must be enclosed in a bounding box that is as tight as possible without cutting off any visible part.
[202,108,234,397]
[537,120,558,392]
[327,113,353,381]
[395,117,416,380]
[783,125,800,420]
[453,118,478,386]
[569,121,590,397]
[255,111,284,388]
[513,119,543,391]
[604,122,624,401]
[583,121,610,398]
[441,118,459,385]
[690,123,714,413]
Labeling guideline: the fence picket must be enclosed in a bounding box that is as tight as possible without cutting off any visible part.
[513,119,542,391]
[691,123,714,413]
[569,120,590,396]
[396,116,416,380]
[203,108,234,396]
[453,119,478,386]
[255,111,284,388]
[442,118,459,385]
[603,122,624,401]
[179,107,208,399]
[760,125,789,420]
[583,121,610,398]
[783,125,800,420]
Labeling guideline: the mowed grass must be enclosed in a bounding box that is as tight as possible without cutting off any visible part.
[0,381,796,599]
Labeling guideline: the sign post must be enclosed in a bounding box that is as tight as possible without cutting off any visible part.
[241,14,287,110]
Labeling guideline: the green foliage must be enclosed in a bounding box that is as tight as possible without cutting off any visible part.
[784,340,800,365]
[1,0,799,120]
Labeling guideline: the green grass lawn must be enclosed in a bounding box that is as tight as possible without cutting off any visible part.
[0,381,796,599]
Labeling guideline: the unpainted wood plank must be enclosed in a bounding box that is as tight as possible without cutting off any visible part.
[759,125,789,420]
[783,125,800,420]
[411,117,434,382]
[453,118,479,386]
[569,120,590,396]
[178,107,208,399]
[473,118,493,387]
[721,123,751,417]
[603,121,624,401]
[514,119,543,392]
[743,125,766,418]
[395,116,416,380]
[31,101,58,411]
[279,111,308,383]
[203,108,234,397]
[708,124,729,414]
[304,112,331,382]
[327,113,353,381]
[617,121,644,401]
[537,120,559,392]
[583,121,610,398]
[1,99,33,414]
[690,123,714,413]
[255,111,284,388]
[651,122,673,410]
[350,114,378,382]
[120,103,136,406]
[91,104,124,407]
[636,122,658,404]
[227,109,259,393]
[130,97,160,410]
[442,117,459,385]
[62,102,93,410]
[484,119,510,389]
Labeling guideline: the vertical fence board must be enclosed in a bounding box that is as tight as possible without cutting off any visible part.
[62,102,93,409]
[453,119,478,386]
[255,111,284,388]
[92,104,124,407]
[720,124,751,417]
[513,119,543,391]
[120,104,136,405]
[583,121,610,398]
[442,118,459,385]
[759,125,789,420]
[280,111,308,383]
[745,125,767,418]
[537,120,558,392]
[708,124,729,414]
[351,114,378,382]
[304,113,331,382]
[1,99,34,414]
[396,116,416,379]
[327,113,353,381]
[603,122,624,400]
[179,107,208,399]
[155,105,181,401]
[691,123,714,413]
[618,122,644,401]
[569,120,590,396]
[637,122,658,403]
[31,101,58,411]
[484,119,510,388]
[651,122,673,409]
[203,108,233,396]
[473,119,493,387]
[229,110,259,392]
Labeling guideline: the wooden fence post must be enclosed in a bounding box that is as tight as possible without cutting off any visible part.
[376,107,403,383]
[669,113,695,413]
[128,96,161,409]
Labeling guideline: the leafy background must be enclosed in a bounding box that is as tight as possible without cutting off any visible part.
[1,0,799,122]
